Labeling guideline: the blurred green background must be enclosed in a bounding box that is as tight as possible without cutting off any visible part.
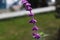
[0,11,60,40]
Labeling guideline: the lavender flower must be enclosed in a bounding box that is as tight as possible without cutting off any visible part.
[28,13,34,16]
[25,2,31,7]
[28,10,34,16]
[28,11,34,16]
[33,33,40,39]
[29,18,37,24]
[26,6,32,11]
[32,33,36,36]
[32,25,38,31]
[22,0,28,4]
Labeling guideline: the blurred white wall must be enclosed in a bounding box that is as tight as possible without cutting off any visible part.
[6,0,23,9]
[6,0,15,8]
[48,0,55,6]
[52,0,55,2]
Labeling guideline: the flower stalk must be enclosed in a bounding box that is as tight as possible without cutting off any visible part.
[22,0,40,40]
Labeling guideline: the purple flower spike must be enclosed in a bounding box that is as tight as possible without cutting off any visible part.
[33,33,40,39]
[32,26,38,31]
[22,0,40,39]
[29,18,37,24]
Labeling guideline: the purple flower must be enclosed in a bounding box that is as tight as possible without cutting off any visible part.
[22,0,28,4]
[32,33,36,36]
[26,6,32,11]
[32,25,38,31]
[28,13,34,16]
[29,18,37,24]
[28,11,34,16]
[29,11,34,16]
[33,33,40,39]
[25,3,31,7]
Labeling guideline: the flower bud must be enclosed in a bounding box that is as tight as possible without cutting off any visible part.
[29,18,37,24]
[25,3,31,6]
[32,25,38,31]
[26,6,32,11]
[22,0,28,4]
[33,33,40,39]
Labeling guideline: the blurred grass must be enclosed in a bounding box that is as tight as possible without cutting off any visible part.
[0,11,60,40]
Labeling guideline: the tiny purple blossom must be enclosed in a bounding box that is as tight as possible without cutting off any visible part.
[33,33,40,39]
[25,2,31,6]
[22,0,28,4]
[32,33,36,36]
[28,13,34,16]
[32,25,38,31]
[26,6,32,11]
[29,18,37,24]
[28,10,34,16]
